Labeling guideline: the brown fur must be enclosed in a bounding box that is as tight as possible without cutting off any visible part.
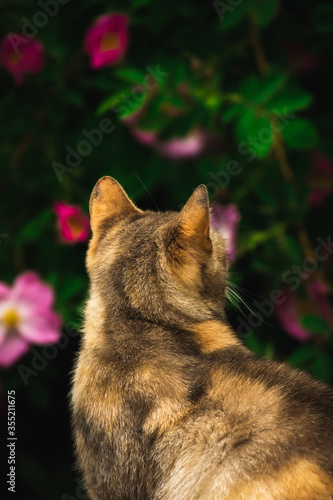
[72,177,333,500]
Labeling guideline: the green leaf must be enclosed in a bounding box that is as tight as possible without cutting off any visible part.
[282,118,318,150]
[245,333,267,356]
[301,315,329,335]
[18,210,52,243]
[118,95,149,120]
[236,109,273,158]
[223,103,243,122]
[59,277,86,302]
[284,235,304,263]
[314,4,333,33]
[250,0,279,27]
[203,94,221,111]
[61,90,83,108]
[158,114,194,140]
[136,96,172,132]
[216,0,249,32]
[290,346,332,383]
[97,87,150,119]
[173,62,188,85]
[97,89,131,115]
[239,73,286,104]
[216,0,278,31]
[114,67,147,84]
[312,351,333,383]
[132,0,151,7]
[289,344,315,367]
[268,88,313,115]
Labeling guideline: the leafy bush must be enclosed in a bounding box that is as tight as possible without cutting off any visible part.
[1,0,332,497]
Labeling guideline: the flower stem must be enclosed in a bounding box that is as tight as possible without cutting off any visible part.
[248,12,269,76]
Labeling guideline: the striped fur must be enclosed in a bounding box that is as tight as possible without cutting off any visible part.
[72,177,333,499]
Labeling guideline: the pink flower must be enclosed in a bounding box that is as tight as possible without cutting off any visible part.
[131,127,214,161]
[131,128,157,147]
[157,130,209,160]
[275,280,331,342]
[54,202,90,244]
[210,204,241,263]
[0,272,62,367]
[85,13,129,69]
[0,34,44,85]
[308,152,333,207]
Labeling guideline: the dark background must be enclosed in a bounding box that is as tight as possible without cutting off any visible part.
[1,1,333,498]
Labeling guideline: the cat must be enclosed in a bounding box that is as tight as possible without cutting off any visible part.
[72,176,333,500]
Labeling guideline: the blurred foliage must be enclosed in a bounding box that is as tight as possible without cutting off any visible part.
[0,0,333,498]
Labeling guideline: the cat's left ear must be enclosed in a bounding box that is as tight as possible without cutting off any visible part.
[178,185,212,253]
[89,176,142,233]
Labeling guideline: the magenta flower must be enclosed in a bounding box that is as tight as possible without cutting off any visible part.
[0,272,61,367]
[308,152,333,207]
[0,34,44,85]
[275,280,331,342]
[210,204,241,263]
[54,202,90,244]
[85,13,129,69]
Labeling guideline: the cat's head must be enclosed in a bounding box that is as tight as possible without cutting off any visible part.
[86,176,230,329]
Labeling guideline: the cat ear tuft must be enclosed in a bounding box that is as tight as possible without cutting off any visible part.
[89,176,141,233]
[179,185,212,253]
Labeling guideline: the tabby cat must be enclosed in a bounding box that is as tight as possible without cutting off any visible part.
[72,176,333,499]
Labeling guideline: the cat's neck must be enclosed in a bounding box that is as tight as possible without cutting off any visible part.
[83,291,240,355]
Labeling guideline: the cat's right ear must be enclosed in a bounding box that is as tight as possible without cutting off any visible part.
[178,185,212,254]
[89,176,142,234]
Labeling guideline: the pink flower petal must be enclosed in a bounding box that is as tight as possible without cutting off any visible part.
[54,201,79,219]
[308,152,333,207]
[0,272,62,365]
[85,13,129,69]
[210,204,241,263]
[275,290,311,342]
[11,271,54,310]
[131,127,214,161]
[0,335,30,367]
[307,279,331,321]
[157,131,207,160]
[0,283,10,300]
[20,322,61,345]
[0,324,6,347]
[20,308,61,344]
[53,201,90,244]
[0,34,44,85]
[131,128,158,147]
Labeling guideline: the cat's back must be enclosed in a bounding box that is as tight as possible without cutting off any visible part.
[153,346,333,499]
[72,177,333,500]
[73,337,333,499]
